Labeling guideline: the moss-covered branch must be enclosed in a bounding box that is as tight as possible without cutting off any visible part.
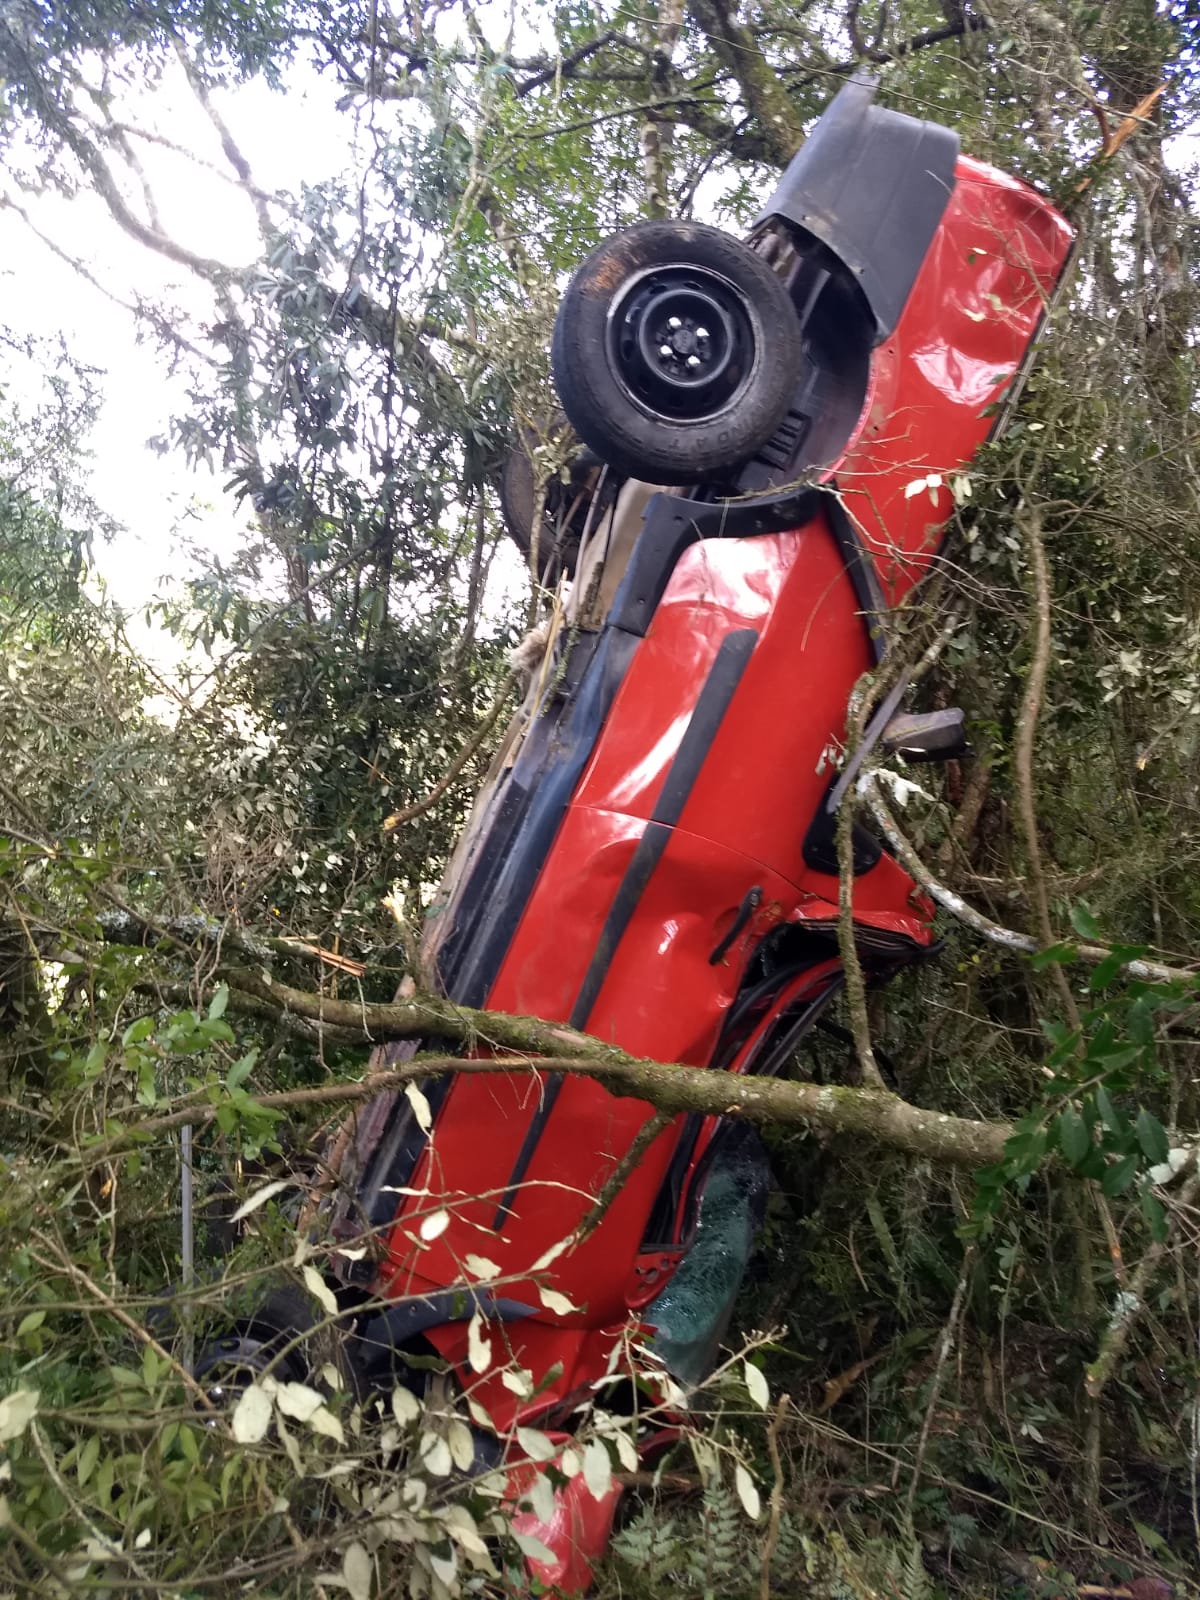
[686,0,805,164]
[107,959,1014,1170]
[109,1045,1015,1170]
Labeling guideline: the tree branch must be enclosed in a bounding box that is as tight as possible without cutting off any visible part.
[382,669,519,832]
[1084,1159,1200,1400]
[516,29,621,97]
[1013,505,1080,1026]
[863,776,1200,987]
[173,39,274,239]
[99,1045,1016,1170]
[686,0,805,164]
[641,0,686,217]
[837,673,889,1092]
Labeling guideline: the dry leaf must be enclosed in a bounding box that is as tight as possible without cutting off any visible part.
[735,1463,761,1521]
[419,1208,450,1243]
[466,1310,492,1375]
[229,1179,293,1223]
[743,1360,769,1410]
[0,1390,39,1444]
[515,1426,558,1463]
[582,1439,613,1502]
[231,1384,272,1445]
[302,1264,338,1317]
[343,1541,372,1600]
[405,1082,433,1135]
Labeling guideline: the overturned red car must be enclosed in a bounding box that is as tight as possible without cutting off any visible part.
[201,76,1073,1590]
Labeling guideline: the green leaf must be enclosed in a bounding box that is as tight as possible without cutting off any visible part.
[207,984,229,1021]
[1140,1187,1168,1243]
[1031,941,1078,970]
[1135,1109,1169,1166]
[226,1051,257,1093]
[1094,1086,1126,1134]
[77,1432,100,1486]
[1041,1018,1073,1047]
[1091,1044,1141,1076]
[1127,998,1156,1046]
[1077,1148,1108,1181]
[122,1015,156,1046]
[1069,903,1101,940]
[1086,951,1126,990]
[1003,1121,1050,1177]
[1101,1153,1139,1197]
[16,1309,46,1338]
[1133,1520,1168,1554]
[1044,1023,1082,1067]
[1087,942,1149,991]
[1057,1109,1090,1166]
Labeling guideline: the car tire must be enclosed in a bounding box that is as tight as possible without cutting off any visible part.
[551,220,802,486]
[182,1281,358,1405]
[499,426,581,583]
[499,419,618,583]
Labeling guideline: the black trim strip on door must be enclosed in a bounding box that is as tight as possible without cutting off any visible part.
[821,492,888,665]
[441,488,824,1010]
[490,627,760,1227]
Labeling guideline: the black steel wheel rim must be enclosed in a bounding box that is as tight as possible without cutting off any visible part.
[605,265,757,421]
[194,1331,296,1407]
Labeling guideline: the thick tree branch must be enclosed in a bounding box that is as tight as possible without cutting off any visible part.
[863,776,1200,987]
[67,118,236,280]
[1013,505,1080,1026]
[686,0,805,164]
[102,1046,1015,1170]
[173,40,274,239]
[641,0,686,217]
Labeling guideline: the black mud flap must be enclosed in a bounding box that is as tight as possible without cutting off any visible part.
[753,73,959,345]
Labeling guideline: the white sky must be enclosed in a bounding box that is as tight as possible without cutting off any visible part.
[3,62,354,616]
[6,38,1194,646]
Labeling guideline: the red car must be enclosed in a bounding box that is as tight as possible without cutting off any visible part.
[201,77,1072,1591]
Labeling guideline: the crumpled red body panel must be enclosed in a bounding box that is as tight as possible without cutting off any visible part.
[511,1476,624,1596]
[354,151,1072,1595]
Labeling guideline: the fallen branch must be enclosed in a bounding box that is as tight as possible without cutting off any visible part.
[97,911,365,974]
[837,669,889,1091]
[1013,505,1080,1027]
[862,778,1200,988]
[93,1042,1014,1170]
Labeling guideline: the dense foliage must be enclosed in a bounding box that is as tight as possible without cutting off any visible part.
[1,1,1199,1595]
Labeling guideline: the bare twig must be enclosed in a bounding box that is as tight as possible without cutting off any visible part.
[1013,506,1079,1027]
[27,1234,218,1414]
[759,1395,790,1600]
[863,777,1200,987]
[1085,1160,1200,1400]
[382,669,519,832]
[903,1245,976,1516]
[574,1109,675,1244]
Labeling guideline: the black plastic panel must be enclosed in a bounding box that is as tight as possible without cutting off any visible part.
[753,74,958,344]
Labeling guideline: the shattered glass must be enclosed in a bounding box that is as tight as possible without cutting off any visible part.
[647,1124,771,1387]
